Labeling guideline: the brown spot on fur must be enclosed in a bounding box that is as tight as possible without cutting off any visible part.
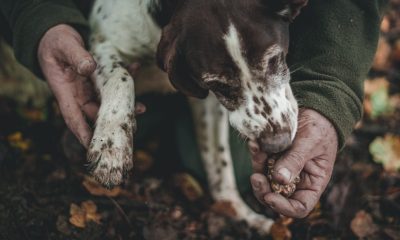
[254,106,260,115]
[218,146,225,152]
[263,103,272,115]
[246,108,252,118]
[253,96,260,105]
[222,160,228,167]
[261,111,267,118]
[107,138,113,148]
[101,143,107,151]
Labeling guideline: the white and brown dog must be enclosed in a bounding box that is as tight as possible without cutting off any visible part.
[88,0,307,233]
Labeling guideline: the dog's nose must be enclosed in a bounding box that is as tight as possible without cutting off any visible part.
[257,131,292,154]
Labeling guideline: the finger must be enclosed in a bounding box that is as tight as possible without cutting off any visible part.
[61,40,96,76]
[250,173,272,204]
[264,189,319,218]
[251,151,268,173]
[248,140,260,154]
[272,140,314,185]
[81,101,99,122]
[58,97,93,148]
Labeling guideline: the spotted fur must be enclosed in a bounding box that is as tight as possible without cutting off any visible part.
[88,0,307,233]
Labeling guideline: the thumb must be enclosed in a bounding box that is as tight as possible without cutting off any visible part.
[62,37,96,76]
[272,140,312,185]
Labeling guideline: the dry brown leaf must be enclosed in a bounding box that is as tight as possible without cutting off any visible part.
[210,201,237,218]
[69,203,87,228]
[372,37,392,71]
[364,78,389,96]
[173,173,204,201]
[381,16,390,33]
[350,210,378,238]
[135,150,154,172]
[82,176,123,197]
[69,200,102,228]
[270,217,293,240]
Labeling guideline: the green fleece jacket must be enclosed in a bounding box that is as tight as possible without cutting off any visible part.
[0,1,389,191]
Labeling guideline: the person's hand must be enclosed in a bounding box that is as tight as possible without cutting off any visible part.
[38,24,98,148]
[248,109,338,218]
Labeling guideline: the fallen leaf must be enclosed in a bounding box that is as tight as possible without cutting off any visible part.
[135,150,154,172]
[82,175,123,197]
[364,78,389,96]
[210,201,237,218]
[270,217,293,240]
[69,203,86,228]
[81,200,101,224]
[363,78,394,118]
[350,210,379,238]
[381,16,390,33]
[69,200,102,228]
[19,107,47,122]
[7,132,31,152]
[369,134,400,172]
[173,173,204,201]
[372,37,392,71]
[370,87,393,119]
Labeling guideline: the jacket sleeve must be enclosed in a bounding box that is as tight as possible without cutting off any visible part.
[288,0,389,149]
[0,0,89,78]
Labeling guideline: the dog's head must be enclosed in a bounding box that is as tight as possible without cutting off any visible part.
[157,0,308,153]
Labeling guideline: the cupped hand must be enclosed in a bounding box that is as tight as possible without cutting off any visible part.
[249,109,338,218]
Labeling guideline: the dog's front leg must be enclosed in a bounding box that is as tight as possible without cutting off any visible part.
[88,38,135,187]
[189,94,274,234]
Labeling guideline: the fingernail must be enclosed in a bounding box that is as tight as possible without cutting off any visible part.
[252,181,261,191]
[264,197,273,207]
[278,168,291,182]
[78,59,93,75]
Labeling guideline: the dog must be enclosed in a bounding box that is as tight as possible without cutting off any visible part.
[88,0,307,234]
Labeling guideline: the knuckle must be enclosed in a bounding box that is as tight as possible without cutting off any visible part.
[285,151,306,170]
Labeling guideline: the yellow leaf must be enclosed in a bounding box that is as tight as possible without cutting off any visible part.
[7,132,31,152]
[135,150,154,172]
[350,210,378,238]
[174,173,204,201]
[69,203,86,228]
[369,134,400,172]
[81,200,97,214]
[69,201,102,228]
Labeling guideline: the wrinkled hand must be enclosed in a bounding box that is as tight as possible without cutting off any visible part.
[38,24,145,148]
[38,24,98,148]
[249,109,338,218]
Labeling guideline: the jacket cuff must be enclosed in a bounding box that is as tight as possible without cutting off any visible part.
[291,80,363,150]
[12,1,89,79]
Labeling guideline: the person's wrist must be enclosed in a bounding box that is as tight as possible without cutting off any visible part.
[299,108,339,147]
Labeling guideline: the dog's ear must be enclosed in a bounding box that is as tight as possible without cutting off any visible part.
[270,0,308,22]
[157,25,209,99]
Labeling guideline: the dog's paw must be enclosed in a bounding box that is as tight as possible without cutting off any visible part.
[87,119,135,188]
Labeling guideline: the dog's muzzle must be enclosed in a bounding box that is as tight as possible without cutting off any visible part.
[257,130,292,154]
